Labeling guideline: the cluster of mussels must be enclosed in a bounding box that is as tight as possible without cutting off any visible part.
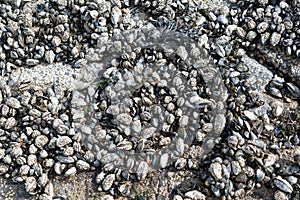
[0,0,299,199]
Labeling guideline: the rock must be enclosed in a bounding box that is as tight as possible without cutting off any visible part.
[89,10,99,19]
[25,177,37,195]
[256,169,265,182]
[176,46,188,60]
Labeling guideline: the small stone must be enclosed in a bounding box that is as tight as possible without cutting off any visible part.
[287,176,297,185]
[57,0,68,6]
[269,87,283,98]
[175,158,187,169]
[160,153,169,168]
[176,46,188,60]
[116,113,132,126]
[208,12,217,21]
[256,169,265,182]
[257,22,269,33]
[287,83,300,98]
[56,156,74,164]
[11,146,23,158]
[236,27,246,38]
[25,177,37,194]
[264,154,277,167]
[111,6,122,26]
[71,47,79,56]
[231,161,241,175]
[173,195,183,200]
